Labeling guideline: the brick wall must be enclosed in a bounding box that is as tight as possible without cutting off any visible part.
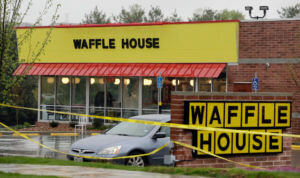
[227,64,300,112]
[239,20,300,59]
[171,92,292,168]
[234,20,300,139]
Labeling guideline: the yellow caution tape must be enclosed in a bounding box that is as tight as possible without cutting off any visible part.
[12,133,40,137]
[0,121,168,160]
[0,119,295,170]
[0,103,299,138]
[50,133,79,136]
[173,141,265,170]
[91,133,100,136]
[292,145,300,150]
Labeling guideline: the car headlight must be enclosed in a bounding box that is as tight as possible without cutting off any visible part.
[97,146,121,155]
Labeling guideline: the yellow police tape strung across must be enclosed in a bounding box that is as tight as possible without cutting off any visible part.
[184,101,290,156]
[0,121,168,160]
[0,121,265,170]
[0,103,298,170]
[0,103,299,138]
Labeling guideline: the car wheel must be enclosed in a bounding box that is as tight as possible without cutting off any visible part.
[126,151,146,167]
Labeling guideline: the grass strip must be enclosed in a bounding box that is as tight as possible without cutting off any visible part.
[0,156,299,178]
[0,171,58,178]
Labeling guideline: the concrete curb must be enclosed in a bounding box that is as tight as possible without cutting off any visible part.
[0,131,101,136]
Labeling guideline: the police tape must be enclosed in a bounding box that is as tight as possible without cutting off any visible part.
[0,103,300,138]
[292,145,300,150]
[173,141,265,170]
[0,121,168,160]
[0,121,266,170]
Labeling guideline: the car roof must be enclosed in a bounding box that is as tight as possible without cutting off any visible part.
[130,114,170,122]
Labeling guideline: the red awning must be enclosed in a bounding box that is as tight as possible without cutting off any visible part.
[13,63,226,78]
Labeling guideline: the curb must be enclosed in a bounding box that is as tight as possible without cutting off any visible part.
[0,131,101,136]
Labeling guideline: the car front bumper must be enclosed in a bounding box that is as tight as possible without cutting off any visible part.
[67,152,126,165]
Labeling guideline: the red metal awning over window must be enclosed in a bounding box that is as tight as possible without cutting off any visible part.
[13,63,226,78]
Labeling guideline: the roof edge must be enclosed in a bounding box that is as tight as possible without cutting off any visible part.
[241,18,300,23]
[16,20,239,29]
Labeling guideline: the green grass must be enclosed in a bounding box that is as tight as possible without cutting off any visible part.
[0,156,299,178]
[0,171,58,178]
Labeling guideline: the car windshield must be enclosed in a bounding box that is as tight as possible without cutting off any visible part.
[105,122,156,137]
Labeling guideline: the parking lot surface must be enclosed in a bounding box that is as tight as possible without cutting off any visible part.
[0,164,205,178]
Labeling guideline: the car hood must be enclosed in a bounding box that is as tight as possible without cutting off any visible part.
[71,134,142,151]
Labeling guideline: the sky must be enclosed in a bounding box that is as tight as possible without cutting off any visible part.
[21,0,299,25]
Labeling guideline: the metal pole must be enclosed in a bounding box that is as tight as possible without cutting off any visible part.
[38,76,41,121]
[255,72,257,93]
[158,73,162,114]
[138,77,142,115]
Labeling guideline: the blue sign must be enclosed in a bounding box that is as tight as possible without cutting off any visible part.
[252,77,259,90]
[157,77,163,88]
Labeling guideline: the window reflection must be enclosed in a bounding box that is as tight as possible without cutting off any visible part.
[198,78,212,92]
[56,76,70,121]
[71,77,86,121]
[162,77,175,110]
[89,77,105,123]
[39,74,228,123]
[106,77,121,122]
[122,77,138,118]
[213,72,226,92]
[41,76,55,120]
[142,77,157,114]
[177,78,194,91]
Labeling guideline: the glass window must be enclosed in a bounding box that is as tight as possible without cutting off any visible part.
[89,77,105,123]
[161,77,175,110]
[158,126,170,137]
[177,78,194,91]
[90,77,105,108]
[71,77,86,121]
[72,77,86,105]
[106,77,121,121]
[213,72,226,92]
[122,77,138,118]
[106,122,155,137]
[198,78,212,92]
[56,76,70,121]
[142,77,157,114]
[40,76,55,120]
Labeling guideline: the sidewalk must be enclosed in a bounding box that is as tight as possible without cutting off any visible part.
[0,164,205,178]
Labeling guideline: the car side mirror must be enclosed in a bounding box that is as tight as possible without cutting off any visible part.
[152,132,166,139]
[103,128,109,134]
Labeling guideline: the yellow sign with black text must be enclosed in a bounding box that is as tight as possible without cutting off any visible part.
[16,21,238,63]
[185,101,290,156]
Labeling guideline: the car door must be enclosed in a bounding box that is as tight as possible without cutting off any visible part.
[148,126,171,165]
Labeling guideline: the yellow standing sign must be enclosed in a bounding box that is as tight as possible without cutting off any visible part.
[184,101,290,156]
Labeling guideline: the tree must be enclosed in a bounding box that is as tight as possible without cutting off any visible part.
[189,8,244,21]
[278,3,300,18]
[164,10,183,22]
[215,9,245,20]
[189,8,217,21]
[84,4,183,24]
[145,6,164,22]
[0,0,60,125]
[82,6,110,24]
[114,4,146,23]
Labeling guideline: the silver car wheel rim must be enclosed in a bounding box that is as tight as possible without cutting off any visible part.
[127,157,144,167]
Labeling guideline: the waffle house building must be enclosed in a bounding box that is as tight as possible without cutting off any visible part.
[14,19,300,141]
